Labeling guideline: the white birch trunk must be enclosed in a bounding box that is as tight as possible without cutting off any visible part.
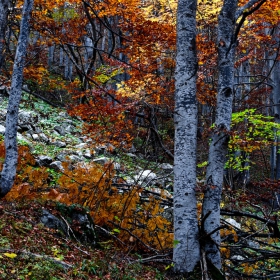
[202,0,238,269]
[173,0,200,273]
[0,0,34,197]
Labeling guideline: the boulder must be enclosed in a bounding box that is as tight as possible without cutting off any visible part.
[40,209,67,234]
[18,110,39,128]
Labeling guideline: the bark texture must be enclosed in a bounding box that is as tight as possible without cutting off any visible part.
[271,27,280,179]
[0,0,34,197]
[202,0,238,269]
[0,0,9,70]
[173,0,200,273]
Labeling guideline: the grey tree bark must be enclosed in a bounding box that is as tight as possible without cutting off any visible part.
[0,0,34,198]
[270,26,280,179]
[0,0,10,70]
[173,0,200,273]
[202,0,238,269]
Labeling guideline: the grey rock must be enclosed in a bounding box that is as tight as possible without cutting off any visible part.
[0,85,9,96]
[73,149,83,157]
[159,163,173,171]
[226,218,241,229]
[162,207,173,223]
[53,125,65,136]
[126,153,137,158]
[95,146,106,155]
[63,119,73,125]
[39,133,49,143]
[113,162,121,170]
[36,155,53,166]
[17,133,31,145]
[58,111,69,118]
[69,154,81,162]
[75,143,87,149]
[0,124,5,135]
[129,144,137,153]
[55,153,67,162]
[40,209,67,234]
[32,134,39,141]
[246,240,260,249]
[50,161,64,171]
[18,110,39,127]
[92,157,110,165]
[64,125,74,133]
[52,140,66,148]
[0,110,6,121]
[134,170,157,183]
[83,149,92,159]
[231,255,245,261]
[34,127,42,134]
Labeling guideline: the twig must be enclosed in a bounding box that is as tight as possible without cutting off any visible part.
[130,254,172,264]
[59,214,79,243]
[60,238,90,256]
[95,225,126,247]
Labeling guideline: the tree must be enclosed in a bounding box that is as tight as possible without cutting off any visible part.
[0,0,34,197]
[173,0,200,273]
[0,0,9,70]
[202,0,239,269]
[173,0,268,275]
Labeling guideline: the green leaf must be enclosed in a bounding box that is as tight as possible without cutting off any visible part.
[173,240,180,247]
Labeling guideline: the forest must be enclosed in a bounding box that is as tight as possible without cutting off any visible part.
[0,0,280,279]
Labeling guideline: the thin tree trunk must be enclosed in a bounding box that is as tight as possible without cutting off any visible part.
[271,27,280,179]
[0,0,9,71]
[0,0,34,198]
[173,0,200,273]
[202,0,238,269]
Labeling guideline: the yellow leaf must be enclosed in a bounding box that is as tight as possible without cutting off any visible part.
[242,49,246,53]
[4,253,17,258]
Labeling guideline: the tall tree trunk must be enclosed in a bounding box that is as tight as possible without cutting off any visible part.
[270,26,280,179]
[0,0,34,198]
[202,0,238,269]
[0,0,9,71]
[173,0,200,273]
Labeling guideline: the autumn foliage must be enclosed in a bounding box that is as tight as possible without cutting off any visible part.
[0,141,173,252]
[1,0,280,277]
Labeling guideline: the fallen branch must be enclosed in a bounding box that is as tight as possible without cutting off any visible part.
[0,248,73,269]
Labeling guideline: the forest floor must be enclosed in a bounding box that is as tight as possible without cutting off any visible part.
[0,199,191,280]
